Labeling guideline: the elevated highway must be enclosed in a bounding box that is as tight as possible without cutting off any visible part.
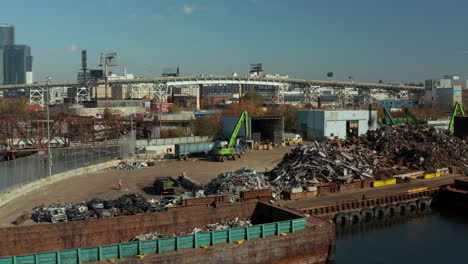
[0,75,424,105]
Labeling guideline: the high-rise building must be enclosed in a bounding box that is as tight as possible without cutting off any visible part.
[0,24,14,46]
[0,24,15,84]
[3,45,33,85]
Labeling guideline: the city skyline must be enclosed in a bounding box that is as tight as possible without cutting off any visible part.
[2,0,468,83]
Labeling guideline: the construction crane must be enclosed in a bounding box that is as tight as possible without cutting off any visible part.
[448,102,465,132]
[212,110,249,162]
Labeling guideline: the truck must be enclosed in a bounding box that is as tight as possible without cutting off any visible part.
[153,176,180,195]
[212,110,249,162]
[175,142,215,160]
[283,133,303,144]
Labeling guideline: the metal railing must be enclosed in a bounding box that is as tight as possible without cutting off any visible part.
[0,134,135,192]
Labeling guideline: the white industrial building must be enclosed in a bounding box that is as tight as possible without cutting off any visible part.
[425,75,464,112]
[297,110,378,141]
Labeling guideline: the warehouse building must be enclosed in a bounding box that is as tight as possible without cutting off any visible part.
[297,109,377,141]
[221,115,284,143]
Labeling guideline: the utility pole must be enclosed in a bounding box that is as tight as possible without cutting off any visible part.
[46,77,52,177]
[104,57,109,101]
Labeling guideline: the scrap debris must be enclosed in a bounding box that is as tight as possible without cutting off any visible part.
[269,141,388,192]
[206,217,252,231]
[205,168,271,202]
[131,218,252,241]
[351,125,468,174]
[113,161,148,170]
[206,125,468,201]
[32,194,180,223]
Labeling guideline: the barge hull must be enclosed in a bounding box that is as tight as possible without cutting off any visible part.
[117,217,335,264]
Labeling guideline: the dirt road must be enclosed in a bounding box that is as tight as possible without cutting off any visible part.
[0,146,293,227]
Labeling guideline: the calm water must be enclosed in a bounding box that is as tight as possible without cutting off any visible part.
[335,210,468,264]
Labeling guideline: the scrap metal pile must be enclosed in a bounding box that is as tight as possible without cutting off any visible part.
[132,218,252,241]
[113,161,148,170]
[32,194,180,223]
[270,141,388,190]
[350,125,468,175]
[270,125,468,192]
[205,168,272,202]
[206,125,468,200]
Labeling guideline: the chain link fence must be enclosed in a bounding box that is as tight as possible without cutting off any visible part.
[0,134,136,192]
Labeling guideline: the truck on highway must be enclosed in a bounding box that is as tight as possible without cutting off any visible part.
[175,142,215,160]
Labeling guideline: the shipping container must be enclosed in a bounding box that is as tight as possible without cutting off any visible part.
[175,142,215,160]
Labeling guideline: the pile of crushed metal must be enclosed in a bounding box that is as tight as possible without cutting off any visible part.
[205,126,468,200]
[131,218,252,241]
[32,194,180,223]
[350,125,468,175]
[113,161,148,170]
[205,168,273,202]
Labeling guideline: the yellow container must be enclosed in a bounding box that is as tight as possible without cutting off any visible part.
[372,178,397,187]
[424,173,441,179]
[407,187,428,193]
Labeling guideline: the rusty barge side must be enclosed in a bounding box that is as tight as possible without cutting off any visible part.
[115,216,335,264]
[440,178,468,210]
[300,187,440,218]
[0,201,335,264]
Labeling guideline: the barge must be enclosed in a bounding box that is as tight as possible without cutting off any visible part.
[0,201,335,264]
[440,177,468,210]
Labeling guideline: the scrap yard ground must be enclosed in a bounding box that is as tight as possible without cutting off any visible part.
[0,146,292,227]
[0,144,461,228]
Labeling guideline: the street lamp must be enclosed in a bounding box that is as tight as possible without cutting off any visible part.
[46,76,52,177]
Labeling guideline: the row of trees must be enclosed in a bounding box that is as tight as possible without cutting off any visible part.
[0,97,33,116]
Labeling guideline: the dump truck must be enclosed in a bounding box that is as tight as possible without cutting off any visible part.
[175,142,215,160]
[153,176,180,195]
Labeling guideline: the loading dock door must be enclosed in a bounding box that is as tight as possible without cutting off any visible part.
[346,120,359,138]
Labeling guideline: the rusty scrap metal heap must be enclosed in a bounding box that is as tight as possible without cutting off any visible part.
[132,218,252,241]
[32,193,179,223]
[350,125,468,175]
[205,168,272,202]
[271,125,468,193]
[269,141,390,191]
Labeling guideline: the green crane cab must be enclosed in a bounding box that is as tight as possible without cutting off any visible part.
[212,110,249,162]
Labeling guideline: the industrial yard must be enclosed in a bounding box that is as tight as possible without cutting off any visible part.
[2,2,468,263]
[0,146,292,227]
[0,107,467,264]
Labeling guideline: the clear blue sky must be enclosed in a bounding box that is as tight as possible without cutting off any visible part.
[2,0,468,83]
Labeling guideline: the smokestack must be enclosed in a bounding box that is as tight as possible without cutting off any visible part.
[177,67,179,76]
[124,67,127,78]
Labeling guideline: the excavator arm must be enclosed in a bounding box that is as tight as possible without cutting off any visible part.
[228,110,249,148]
[448,102,465,132]
[383,107,395,125]
[404,107,419,124]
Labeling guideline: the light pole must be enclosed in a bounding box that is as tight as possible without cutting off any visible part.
[46,77,52,177]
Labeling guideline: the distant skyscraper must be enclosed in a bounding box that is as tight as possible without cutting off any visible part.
[0,24,14,46]
[0,24,15,84]
[3,45,33,85]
